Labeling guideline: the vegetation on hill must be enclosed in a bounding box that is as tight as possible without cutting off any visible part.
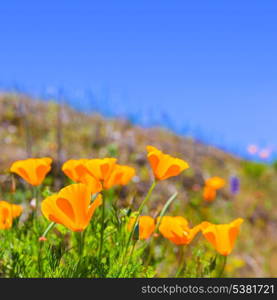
[0,93,276,277]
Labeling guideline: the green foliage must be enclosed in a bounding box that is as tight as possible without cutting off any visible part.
[107,143,118,157]
[242,161,267,180]
[0,186,230,278]
[0,208,149,278]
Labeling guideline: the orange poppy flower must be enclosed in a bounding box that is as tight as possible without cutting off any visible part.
[62,159,89,182]
[103,164,135,189]
[146,146,189,181]
[84,158,117,182]
[205,177,226,189]
[78,173,103,193]
[201,218,244,256]
[203,176,226,202]
[128,216,155,240]
[11,204,23,218]
[203,186,217,202]
[0,201,23,219]
[62,159,102,193]
[10,158,52,186]
[158,216,202,245]
[41,183,102,232]
[0,204,13,229]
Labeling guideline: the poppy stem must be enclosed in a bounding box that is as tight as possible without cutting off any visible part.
[38,241,44,277]
[77,231,85,256]
[154,191,178,232]
[218,255,227,277]
[33,186,37,214]
[138,181,157,215]
[33,185,40,216]
[175,247,186,277]
[98,195,106,260]
[41,221,56,239]
[145,191,178,266]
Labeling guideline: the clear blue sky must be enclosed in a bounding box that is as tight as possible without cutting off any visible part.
[0,1,276,159]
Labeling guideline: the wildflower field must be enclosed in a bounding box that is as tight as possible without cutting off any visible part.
[0,94,277,278]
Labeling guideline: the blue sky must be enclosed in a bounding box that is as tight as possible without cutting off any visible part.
[0,1,276,159]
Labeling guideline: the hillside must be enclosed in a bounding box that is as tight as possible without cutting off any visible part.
[0,93,277,277]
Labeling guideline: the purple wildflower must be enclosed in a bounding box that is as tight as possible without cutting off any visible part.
[230,176,240,195]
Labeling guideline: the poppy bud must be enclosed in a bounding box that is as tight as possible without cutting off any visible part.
[133,222,140,241]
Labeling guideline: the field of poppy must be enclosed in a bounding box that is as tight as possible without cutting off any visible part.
[0,93,277,278]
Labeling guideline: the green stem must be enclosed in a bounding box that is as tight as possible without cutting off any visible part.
[33,185,40,216]
[38,242,44,277]
[175,247,186,278]
[145,192,178,266]
[138,181,157,215]
[126,181,157,250]
[77,231,86,257]
[98,195,106,260]
[218,255,227,277]
[37,221,56,278]
[154,191,178,233]
[41,221,56,239]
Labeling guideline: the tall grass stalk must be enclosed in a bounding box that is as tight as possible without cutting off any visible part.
[125,181,157,249]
